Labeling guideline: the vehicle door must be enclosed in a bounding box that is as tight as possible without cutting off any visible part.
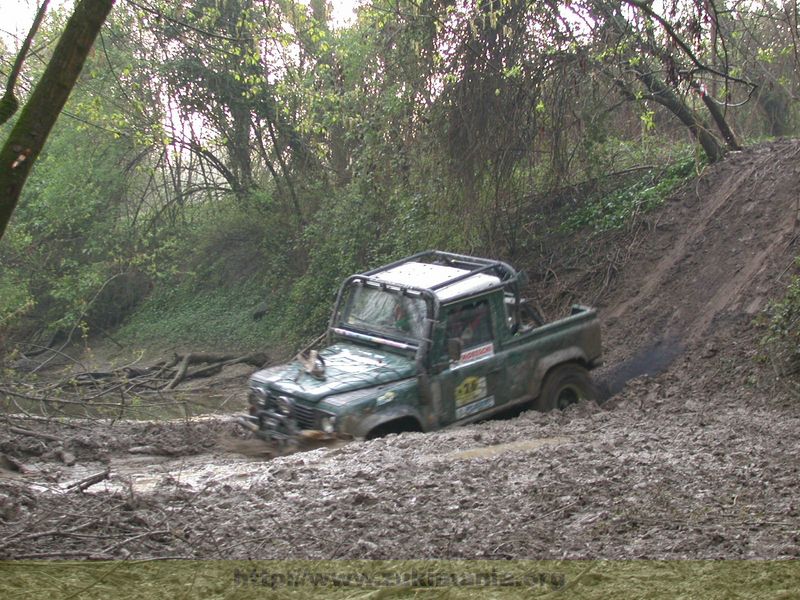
[438,297,509,425]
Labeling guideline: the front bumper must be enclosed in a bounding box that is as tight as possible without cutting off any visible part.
[237,410,298,443]
[237,404,341,446]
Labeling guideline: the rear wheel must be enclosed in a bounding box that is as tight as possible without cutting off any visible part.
[537,364,596,411]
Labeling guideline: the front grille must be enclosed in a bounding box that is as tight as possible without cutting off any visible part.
[292,402,317,430]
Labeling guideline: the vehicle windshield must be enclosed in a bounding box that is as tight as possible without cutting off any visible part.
[340,284,428,341]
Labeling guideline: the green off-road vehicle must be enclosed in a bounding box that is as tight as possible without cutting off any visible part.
[239,251,601,444]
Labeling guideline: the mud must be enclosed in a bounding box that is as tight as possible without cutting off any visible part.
[597,337,684,399]
[2,140,800,560]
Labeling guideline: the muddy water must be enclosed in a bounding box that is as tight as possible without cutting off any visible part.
[15,453,264,495]
[439,436,571,460]
[18,435,574,494]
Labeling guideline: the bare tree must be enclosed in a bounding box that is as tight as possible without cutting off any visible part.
[0,0,116,240]
[0,0,50,126]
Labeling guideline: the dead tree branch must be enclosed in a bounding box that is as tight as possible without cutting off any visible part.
[66,469,110,491]
[7,425,62,442]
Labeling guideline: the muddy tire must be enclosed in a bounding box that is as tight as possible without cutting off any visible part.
[537,364,596,411]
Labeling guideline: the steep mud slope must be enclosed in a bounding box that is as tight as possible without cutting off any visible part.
[2,141,800,562]
[600,140,800,368]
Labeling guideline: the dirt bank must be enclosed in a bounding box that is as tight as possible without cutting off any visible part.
[2,140,800,561]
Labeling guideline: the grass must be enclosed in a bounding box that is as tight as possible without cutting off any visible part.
[560,152,699,233]
[757,268,800,375]
[116,279,282,352]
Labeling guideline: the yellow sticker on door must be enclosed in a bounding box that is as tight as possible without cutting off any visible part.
[455,376,488,407]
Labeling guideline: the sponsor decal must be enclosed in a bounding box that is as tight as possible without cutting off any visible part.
[457,342,494,365]
[455,376,488,407]
[456,395,495,419]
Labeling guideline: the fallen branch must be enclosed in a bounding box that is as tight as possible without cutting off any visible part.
[0,521,96,550]
[66,469,110,492]
[165,352,267,389]
[128,445,179,456]
[183,352,268,381]
[2,348,267,419]
[165,354,194,390]
[0,387,129,407]
[8,425,62,442]
[12,551,113,560]
[102,528,172,554]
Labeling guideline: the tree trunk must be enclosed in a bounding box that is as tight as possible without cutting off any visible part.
[635,69,726,163]
[0,0,116,240]
[692,82,742,151]
[309,0,350,186]
[0,0,50,126]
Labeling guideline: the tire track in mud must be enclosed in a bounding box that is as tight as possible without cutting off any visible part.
[606,158,762,325]
[599,141,800,392]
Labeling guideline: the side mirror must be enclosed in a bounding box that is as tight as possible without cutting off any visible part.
[447,338,463,362]
[517,270,529,287]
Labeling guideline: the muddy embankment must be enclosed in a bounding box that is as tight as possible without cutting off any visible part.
[2,141,800,560]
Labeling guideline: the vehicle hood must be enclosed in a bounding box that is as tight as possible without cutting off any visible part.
[249,342,415,402]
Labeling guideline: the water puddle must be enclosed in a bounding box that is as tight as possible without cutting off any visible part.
[442,436,572,460]
[17,453,268,495]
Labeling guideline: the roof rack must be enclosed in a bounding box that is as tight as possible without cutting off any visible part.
[361,250,518,298]
[329,251,526,358]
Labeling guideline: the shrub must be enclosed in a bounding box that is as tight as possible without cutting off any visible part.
[760,270,800,374]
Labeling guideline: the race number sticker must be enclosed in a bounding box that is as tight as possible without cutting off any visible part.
[455,376,488,407]
[458,342,494,365]
[454,376,494,419]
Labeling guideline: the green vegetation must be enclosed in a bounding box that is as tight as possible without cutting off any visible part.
[561,151,700,233]
[118,280,274,351]
[1,0,798,354]
[114,184,441,350]
[759,269,800,374]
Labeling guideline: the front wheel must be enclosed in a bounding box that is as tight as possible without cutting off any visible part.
[536,364,596,411]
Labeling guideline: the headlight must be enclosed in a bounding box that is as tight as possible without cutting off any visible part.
[276,395,293,416]
[320,416,336,433]
[250,385,269,406]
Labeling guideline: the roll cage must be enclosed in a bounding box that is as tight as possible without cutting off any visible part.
[327,251,527,372]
